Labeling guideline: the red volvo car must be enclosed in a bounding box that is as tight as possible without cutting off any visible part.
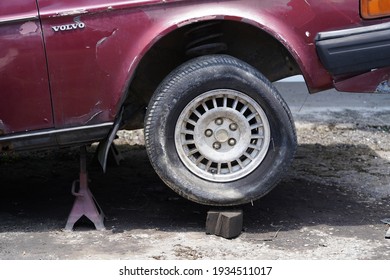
[1,0,390,206]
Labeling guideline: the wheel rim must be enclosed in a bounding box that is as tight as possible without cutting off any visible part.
[174,89,271,182]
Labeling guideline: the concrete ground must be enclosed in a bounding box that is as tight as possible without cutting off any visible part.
[0,82,389,260]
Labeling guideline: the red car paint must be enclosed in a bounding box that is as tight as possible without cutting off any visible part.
[0,0,52,133]
[1,0,389,137]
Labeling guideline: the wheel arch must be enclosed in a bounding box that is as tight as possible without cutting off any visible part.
[121,16,305,130]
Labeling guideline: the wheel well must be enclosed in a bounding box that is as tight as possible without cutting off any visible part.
[121,20,300,130]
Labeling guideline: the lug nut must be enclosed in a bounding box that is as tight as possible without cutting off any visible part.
[205,129,213,137]
[215,118,223,125]
[213,142,221,150]
[229,123,238,131]
[228,138,237,146]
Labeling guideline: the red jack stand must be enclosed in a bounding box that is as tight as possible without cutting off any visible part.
[65,146,105,231]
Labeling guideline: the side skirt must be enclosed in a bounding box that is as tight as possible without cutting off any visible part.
[0,123,113,152]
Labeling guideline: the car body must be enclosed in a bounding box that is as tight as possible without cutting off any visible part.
[1,0,390,205]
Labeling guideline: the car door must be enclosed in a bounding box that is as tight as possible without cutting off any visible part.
[36,0,123,129]
[35,0,155,129]
[0,0,53,135]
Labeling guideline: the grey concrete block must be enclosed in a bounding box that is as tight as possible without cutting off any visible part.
[206,210,243,239]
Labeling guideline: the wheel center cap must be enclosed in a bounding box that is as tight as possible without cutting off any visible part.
[215,129,229,142]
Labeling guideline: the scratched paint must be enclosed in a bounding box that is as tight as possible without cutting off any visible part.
[376,80,390,94]
[56,9,88,17]
[0,120,4,135]
[66,108,111,126]
[0,49,18,71]
[96,29,118,48]
[95,28,119,71]
[0,119,9,136]
[19,22,38,35]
